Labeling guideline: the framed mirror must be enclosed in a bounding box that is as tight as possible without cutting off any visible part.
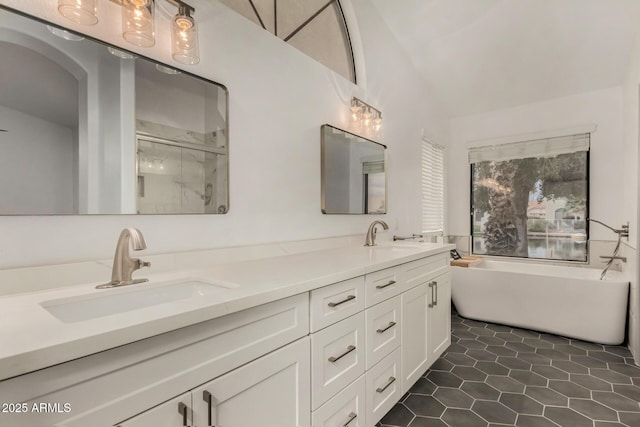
[0,6,228,215]
[321,124,387,215]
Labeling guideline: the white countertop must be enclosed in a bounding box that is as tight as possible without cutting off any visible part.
[0,242,453,381]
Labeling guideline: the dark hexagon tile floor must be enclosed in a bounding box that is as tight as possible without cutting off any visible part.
[376,310,640,427]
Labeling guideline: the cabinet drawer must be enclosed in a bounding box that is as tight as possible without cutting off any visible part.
[365,295,401,369]
[312,375,366,427]
[366,348,402,427]
[365,265,403,307]
[311,313,366,410]
[310,276,365,332]
[404,253,449,290]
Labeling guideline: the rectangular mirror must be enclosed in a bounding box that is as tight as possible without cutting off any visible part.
[0,6,228,215]
[321,124,387,214]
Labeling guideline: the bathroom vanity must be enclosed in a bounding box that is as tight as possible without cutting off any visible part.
[0,241,452,427]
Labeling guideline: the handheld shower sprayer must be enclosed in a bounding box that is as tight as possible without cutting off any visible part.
[587,218,630,280]
[587,218,629,240]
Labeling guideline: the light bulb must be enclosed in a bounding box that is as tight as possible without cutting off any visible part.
[122,0,155,47]
[58,0,98,25]
[171,6,199,65]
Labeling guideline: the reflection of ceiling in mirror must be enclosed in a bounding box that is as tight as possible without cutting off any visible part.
[0,41,78,128]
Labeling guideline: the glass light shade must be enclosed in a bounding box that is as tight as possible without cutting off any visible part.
[122,0,155,48]
[171,13,199,65]
[58,0,98,25]
[47,25,85,41]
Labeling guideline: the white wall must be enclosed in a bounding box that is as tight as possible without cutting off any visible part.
[0,105,75,214]
[0,0,449,268]
[448,87,625,243]
[622,32,640,363]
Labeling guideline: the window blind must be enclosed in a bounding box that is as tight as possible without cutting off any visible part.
[421,138,444,235]
[468,133,590,164]
[362,160,384,174]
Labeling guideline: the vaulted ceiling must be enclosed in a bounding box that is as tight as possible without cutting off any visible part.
[370,0,640,117]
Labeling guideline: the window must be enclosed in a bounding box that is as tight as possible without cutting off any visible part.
[470,133,589,261]
[218,0,356,83]
[421,138,445,235]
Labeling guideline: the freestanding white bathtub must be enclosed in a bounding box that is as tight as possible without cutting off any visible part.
[451,260,629,345]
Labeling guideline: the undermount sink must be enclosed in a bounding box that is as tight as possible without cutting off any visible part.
[41,278,236,323]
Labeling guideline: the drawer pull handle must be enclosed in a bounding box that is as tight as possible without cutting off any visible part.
[376,280,396,290]
[376,321,397,334]
[376,376,397,393]
[343,411,358,426]
[329,345,356,363]
[428,281,436,308]
[328,295,356,308]
[178,402,189,426]
[203,390,213,426]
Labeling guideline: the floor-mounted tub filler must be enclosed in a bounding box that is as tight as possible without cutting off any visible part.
[451,260,629,345]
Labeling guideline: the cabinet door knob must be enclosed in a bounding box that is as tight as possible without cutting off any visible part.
[376,321,397,334]
[177,402,189,426]
[328,294,356,307]
[328,345,356,363]
[376,376,397,393]
[343,411,358,426]
[376,280,396,289]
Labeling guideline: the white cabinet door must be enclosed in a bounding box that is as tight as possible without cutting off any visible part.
[118,392,192,427]
[400,283,428,395]
[192,337,310,427]
[428,272,451,364]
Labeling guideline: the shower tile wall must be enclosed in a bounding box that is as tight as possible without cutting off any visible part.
[377,311,640,427]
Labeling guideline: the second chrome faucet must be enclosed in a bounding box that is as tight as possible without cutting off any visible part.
[97,227,151,289]
[364,220,389,247]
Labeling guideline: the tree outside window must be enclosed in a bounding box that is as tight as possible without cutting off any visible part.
[471,149,588,262]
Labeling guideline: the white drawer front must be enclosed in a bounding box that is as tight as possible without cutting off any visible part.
[310,276,365,332]
[312,375,366,427]
[366,348,402,427]
[404,253,449,290]
[364,265,403,307]
[311,313,366,410]
[365,295,401,369]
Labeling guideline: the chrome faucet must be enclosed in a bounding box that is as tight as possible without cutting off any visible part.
[97,228,151,289]
[365,220,389,247]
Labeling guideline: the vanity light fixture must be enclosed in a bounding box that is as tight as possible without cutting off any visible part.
[171,2,199,64]
[121,0,156,47]
[57,0,200,65]
[58,0,98,25]
[350,97,382,139]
